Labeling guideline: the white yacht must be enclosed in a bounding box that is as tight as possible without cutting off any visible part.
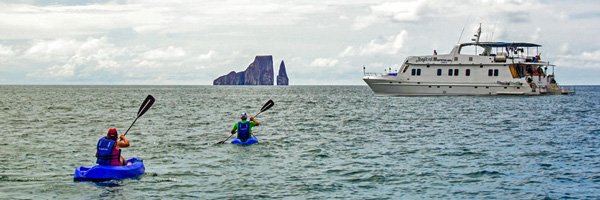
[363,26,571,96]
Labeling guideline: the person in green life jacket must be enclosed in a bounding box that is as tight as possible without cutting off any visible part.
[230,113,260,142]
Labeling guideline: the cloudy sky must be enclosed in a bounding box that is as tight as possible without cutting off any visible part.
[0,0,599,85]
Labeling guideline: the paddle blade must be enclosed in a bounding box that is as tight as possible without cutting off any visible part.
[217,133,234,144]
[260,99,274,113]
[137,95,155,117]
[123,95,155,137]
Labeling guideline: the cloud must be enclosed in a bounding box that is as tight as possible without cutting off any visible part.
[352,0,545,29]
[0,44,15,55]
[529,27,542,42]
[353,0,424,30]
[338,46,356,57]
[555,49,600,69]
[0,1,324,39]
[370,1,424,22]
[24,38,80,61]
[47,64,76,78]
[352,15,378,30]
[0,44,16,61]
[198,50,217,61]
[340,30,408,56]
[141,46,186,61]
[361,31,407,55]
[310,58,339,67]
[580,50,600,62]
[353,0,466,30]
[570,11,600,19]
[11,35,245,84]
[0,3,153,39]
[24,37,129,80]
[2,1,600,85]
[559,43,570,54]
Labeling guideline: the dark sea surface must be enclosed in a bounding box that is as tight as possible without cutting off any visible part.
[0,85,599,199]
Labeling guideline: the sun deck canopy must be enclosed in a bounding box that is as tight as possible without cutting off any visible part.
[460,42,542,48]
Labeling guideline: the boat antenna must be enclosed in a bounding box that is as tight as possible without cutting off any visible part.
[471,23,481,44]
[457,15,471,44]
[490,20,497,41]
[471,23,481,55]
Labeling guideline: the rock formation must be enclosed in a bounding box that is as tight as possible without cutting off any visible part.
[213,71,245,85]
[277,60,289,85]
[213,55,274,85]
[244,55,273,85]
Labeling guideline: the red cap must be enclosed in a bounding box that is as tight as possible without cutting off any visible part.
[107,127,118,138]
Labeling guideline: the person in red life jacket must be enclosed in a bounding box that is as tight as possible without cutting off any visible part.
[230,113,260,142]
[96,127,130,166]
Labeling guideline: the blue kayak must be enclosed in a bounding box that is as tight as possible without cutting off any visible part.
[73,157,145,182]
[231,137,258,145]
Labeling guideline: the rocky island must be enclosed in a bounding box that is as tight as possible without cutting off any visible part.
[277,61,289,85]
[213,55,289,85]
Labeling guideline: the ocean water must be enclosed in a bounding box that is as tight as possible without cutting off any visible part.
[0,85,599,199]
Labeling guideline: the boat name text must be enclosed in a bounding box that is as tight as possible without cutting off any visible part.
[416,57,452,63]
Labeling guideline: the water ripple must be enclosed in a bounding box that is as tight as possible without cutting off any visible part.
[0,85,599,199]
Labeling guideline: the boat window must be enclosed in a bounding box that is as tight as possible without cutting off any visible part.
[454,57,458,61]
[437,69,442,76]
[402,65,409,73]
[469,57,473,61]
[488,69,493,76]
[454,69,459,76]
[494,69,499,76]
[417,69,422,76]
[448,69,453,76]
[460,45,486,56]
[411,68,416,76]
[466,69,471,76]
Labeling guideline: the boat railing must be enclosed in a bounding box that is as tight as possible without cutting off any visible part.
[364,72,397,77]
[510,57,549,64]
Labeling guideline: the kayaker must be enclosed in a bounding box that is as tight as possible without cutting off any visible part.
[230,113,260,142]
[96,127,130,166]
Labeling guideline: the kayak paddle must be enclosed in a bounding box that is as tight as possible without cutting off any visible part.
[255,99,274,117]
[217,99,274,144]
[123,95,155,137]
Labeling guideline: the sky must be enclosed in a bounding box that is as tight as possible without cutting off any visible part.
[0,0,599,85]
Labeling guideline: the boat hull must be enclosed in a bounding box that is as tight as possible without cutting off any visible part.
[363,77,535,96]
[73,157,145,182]
[231,137,258,145]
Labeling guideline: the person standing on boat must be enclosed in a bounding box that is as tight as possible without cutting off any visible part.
[96,127,130,166]
[230,113,260,142]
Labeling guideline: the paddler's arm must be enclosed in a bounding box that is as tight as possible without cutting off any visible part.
[117,135,130,148]
[250,117,260,126]
[230,123,238,134]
